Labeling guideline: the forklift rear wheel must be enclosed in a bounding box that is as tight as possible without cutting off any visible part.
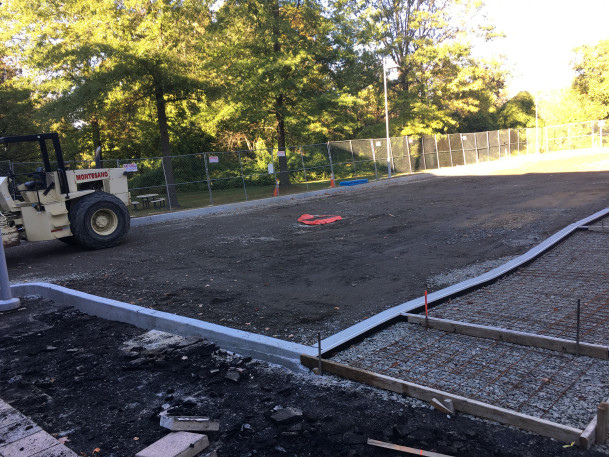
[70,192,130,249]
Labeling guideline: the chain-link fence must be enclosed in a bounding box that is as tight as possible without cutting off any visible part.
[4,120,607,214]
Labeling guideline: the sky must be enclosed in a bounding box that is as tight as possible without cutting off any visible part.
[473,0,609,96]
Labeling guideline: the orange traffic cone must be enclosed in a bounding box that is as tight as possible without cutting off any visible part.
[273,179,280,197]
[330,173,335,188]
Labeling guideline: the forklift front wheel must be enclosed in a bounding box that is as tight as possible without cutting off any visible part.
[70,192,130,249]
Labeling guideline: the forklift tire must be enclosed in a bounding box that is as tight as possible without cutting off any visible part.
[69,192,130,250]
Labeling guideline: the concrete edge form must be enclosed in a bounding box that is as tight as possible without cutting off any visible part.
[319,205,609,354]
[9,282,316,372]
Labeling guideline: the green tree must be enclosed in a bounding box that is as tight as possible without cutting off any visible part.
[211,0,357,185]
[496,91,536,129]
[572,39,609,120]
[339,0,507,136]
[0,0,214,207]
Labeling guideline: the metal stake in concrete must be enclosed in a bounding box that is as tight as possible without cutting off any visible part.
[0,237,19,311]
[576,299,581,357]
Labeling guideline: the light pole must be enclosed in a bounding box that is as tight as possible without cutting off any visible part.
[383,58,399,178]
[535,91,539,154]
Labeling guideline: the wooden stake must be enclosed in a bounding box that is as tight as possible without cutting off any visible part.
[596,402,609,445]
[317,332,323,376]
[431,398,454,415]
[367,438,454,456]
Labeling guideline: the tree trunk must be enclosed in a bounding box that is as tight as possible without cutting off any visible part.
[91,116,102,168]
[272,0,290,186]
[275,94,290,186]
[153,79,180,208]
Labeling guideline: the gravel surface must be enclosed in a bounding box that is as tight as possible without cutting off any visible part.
[332,322,609,430]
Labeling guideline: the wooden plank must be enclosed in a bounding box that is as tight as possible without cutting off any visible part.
[300,354,583,445]
[367,438,454,456]
[404,314,609,360]
[580,417,596,449]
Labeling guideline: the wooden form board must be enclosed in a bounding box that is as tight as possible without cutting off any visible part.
[404,314,609,360]
[300,354,584,446]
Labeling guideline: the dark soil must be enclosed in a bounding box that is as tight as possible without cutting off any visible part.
[0,298,604,457]
[7,166,609,345]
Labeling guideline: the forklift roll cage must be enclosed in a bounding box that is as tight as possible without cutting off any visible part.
[0,133,70,195]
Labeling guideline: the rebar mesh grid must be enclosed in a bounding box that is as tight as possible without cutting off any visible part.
[332,322,609,429]
[429,230,609,345]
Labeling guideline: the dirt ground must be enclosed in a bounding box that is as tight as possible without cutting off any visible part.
[0,297,606,457]
[7,151,609,345]
[4,151,609,456]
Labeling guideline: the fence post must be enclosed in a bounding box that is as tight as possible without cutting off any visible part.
[486,131,490,160]
[460,134,466,165]
[545,126,549,153]
[516,129,520,155]
[508,129,511,156]
[497,130,502,157]
[421,137,427,170]
[160,157,173,211]
[473,133,479,163]
[405,137,412,174]
[447,135,453,167]
[326,142,335,184]
[434,135,440,168]
[591,121,595,148]
[203,153,213,206]
[299,146,309,190]
[238,150,248,201]
[568,125,571,150]
[349,140,357,177]
[370,139,379,180]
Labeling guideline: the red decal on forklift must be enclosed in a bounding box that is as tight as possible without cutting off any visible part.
[75,171,109,181]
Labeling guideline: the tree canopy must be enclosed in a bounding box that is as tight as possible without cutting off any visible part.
[1,0,516,163]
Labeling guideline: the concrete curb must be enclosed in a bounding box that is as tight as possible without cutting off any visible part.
[319,205,609,354]
[10,283,315,372]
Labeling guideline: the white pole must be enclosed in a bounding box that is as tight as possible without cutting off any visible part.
[383,59,392,178]
[0,238,20,311]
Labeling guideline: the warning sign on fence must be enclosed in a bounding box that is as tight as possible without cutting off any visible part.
[122,163,137,172]
[209,155,219,163]
[277,150,286,157]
